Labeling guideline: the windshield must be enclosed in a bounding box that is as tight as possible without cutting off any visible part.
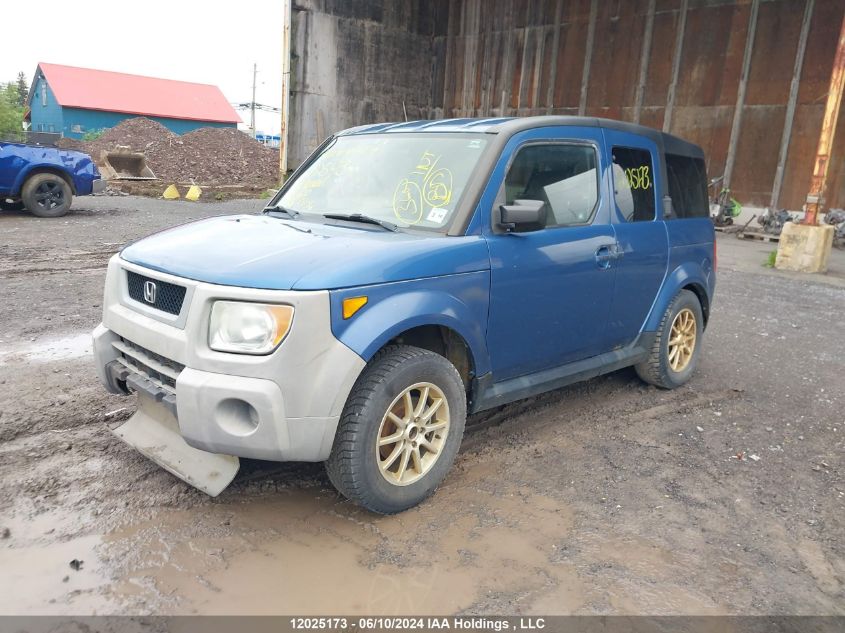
[273,133,490,231]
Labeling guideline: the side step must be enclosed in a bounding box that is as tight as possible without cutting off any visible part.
[109,394,239,496]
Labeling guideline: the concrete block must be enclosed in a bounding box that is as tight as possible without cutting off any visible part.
[775,222,835,273]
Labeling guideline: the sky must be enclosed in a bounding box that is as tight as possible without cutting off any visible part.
[1,0,284,134]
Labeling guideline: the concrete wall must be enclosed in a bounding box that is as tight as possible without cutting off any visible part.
[288,0,845,210]
[287,0,445,166]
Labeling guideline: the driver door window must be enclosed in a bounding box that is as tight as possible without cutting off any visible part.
[504,144,599,227]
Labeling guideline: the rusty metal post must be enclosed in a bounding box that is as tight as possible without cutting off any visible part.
[770,0,814,211]
[578,0,598,116]
[663,0,689,132]
[279,0,292,181]
[442,2,456,118]
[499,4,516,116]
[723,0,760,190]
[633,0,656,125]
[530,23,546,112]
[461,0,480,116]
[545,0,564,114]
[804,11,845,225]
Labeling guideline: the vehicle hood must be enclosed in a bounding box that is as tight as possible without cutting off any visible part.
[120,214,490,290]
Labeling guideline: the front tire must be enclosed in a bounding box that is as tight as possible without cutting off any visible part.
[635,289,704,389]
[326,345,467,514]
[21,173,72,218]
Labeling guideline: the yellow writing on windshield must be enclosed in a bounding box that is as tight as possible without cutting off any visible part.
[393,179,424,224]
[394,151,454,224]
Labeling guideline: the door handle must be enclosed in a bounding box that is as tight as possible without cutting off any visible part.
[595,243,623,268]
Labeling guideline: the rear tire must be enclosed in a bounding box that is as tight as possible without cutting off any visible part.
[21,173,72,218]
[635,289,703,389]
[326,345,467,514]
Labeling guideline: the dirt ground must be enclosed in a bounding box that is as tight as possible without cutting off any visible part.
[0,197,842,616]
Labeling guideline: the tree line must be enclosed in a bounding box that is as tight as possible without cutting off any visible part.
[0,72,30,141]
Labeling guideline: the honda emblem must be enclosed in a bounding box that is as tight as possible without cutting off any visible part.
[143,280,157,304]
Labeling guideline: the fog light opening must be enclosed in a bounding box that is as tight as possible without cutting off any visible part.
[215,398,260,437]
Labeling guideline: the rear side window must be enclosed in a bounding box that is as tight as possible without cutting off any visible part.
[666,154,709,219]
[504,143,599,227]
[611,147,656,222]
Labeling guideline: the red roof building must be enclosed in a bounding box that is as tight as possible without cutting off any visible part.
[28,63,241,138]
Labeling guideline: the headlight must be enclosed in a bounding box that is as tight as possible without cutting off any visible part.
[209,301,294,355]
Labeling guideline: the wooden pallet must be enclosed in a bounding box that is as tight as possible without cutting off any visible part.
[738,230,780,243]
[714,224,742,234]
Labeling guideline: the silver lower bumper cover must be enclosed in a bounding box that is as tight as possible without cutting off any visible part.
[109,393,239,497]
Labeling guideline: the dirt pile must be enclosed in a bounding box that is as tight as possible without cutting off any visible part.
[59,117,279,188]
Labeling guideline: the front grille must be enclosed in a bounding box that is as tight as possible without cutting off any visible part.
[112,336,185,392]
[127,270,186,316]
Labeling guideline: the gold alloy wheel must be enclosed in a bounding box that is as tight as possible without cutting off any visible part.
[376,382,450,486]
[668,308,697,372]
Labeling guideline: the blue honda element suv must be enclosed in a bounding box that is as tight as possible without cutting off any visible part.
[93,116,716,513]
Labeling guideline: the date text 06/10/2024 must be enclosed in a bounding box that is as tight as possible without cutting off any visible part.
[289,617,546,631]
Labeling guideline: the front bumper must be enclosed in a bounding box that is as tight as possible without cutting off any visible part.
[93,256,366,464]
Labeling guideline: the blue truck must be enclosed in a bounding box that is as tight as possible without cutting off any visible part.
[93,116,715,513]
[0,141,104,217]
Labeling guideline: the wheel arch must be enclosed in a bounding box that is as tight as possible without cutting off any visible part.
[384,324,475,391]
[645,264,712,332]
[330,283,492,388]
[681,281,710,326]
[15,166,77,195]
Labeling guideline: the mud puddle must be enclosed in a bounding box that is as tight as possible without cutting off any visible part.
[5,456,728,616]
[0,512,117,615]
[0,332,92,365]
[95,481,582,615]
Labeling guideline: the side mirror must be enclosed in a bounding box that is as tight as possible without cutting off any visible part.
[498,199,547,233]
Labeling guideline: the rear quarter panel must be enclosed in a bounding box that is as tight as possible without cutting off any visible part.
[645,218,715,331]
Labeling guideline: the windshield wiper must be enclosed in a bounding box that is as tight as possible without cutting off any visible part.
[263,204,301,219]
[323,213,399,232]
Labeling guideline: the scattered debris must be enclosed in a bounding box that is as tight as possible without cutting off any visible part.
[749,454,760,462]
[69,559,84,571]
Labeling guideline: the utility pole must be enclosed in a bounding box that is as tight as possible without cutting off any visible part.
[774,10,844,273]
[803,12,845,225]
[251,63,258,139]
[280,0,292,181]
